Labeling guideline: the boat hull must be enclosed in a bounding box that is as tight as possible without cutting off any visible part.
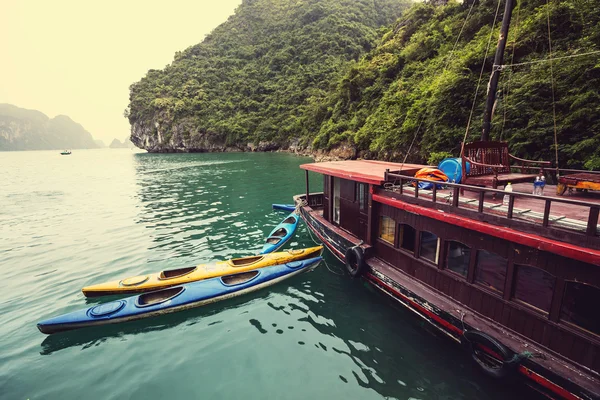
[259,212,299,254]
[82,246,322,297]
[38,257,322,334]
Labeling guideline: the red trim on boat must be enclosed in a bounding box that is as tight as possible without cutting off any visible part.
[518,366,582,400]
[372,193,600,266]
[364,272,464,336]
[300,214,346,261]
[366,269,582,400]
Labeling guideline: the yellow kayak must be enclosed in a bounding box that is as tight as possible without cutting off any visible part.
[82,246,323,297]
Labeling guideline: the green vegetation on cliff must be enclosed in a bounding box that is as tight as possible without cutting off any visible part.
[309,0,600,168]
[126,0,410,150]
[128,0,600,169]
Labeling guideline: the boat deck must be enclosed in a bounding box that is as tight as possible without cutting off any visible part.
[383,181,600,234]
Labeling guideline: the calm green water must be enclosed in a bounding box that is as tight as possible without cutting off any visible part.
[0,150,538,400]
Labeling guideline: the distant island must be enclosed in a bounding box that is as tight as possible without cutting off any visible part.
[0,103,99,151]
[109,138,135,149]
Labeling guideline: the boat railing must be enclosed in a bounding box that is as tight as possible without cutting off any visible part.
[297,192,325,209]
[383,170,600,243]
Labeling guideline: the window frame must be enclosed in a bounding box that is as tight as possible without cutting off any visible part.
[511,264,556,315]
[398,223,416,254]
[378,215,396,245]
[444,240,471,279]
[473,249,508,296]
[418,231,440,265]
[559,281,600,338]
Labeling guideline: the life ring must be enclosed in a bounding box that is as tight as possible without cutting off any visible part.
[344,246,366,277]
[462,330,521,379]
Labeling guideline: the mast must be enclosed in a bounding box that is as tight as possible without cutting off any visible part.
[481,0,516,141]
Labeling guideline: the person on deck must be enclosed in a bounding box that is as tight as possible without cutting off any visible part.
[533,170,546,196]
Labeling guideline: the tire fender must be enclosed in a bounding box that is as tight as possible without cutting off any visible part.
[345,246,366,277]
[461,330,521,379]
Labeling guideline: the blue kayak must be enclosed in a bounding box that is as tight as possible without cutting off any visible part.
[259,211,299,254]
[272,204,296,212]
[37,257,322,335]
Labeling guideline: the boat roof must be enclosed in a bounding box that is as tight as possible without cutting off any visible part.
[300,160,427,185]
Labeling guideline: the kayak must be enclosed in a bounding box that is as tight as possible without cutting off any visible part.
[82,246,322,297]
[259,211,299,254]
[38,256,322,335]
[272,204,296,212]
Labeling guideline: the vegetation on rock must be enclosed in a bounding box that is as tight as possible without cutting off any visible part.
[127,0,600,169]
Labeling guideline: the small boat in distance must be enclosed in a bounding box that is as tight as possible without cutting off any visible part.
[60,150,71,155]
[38,256,323,334]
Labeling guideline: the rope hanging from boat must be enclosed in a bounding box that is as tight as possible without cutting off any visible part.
[461,0,503,150]
[500,0,522,141]
[545,0,560,176]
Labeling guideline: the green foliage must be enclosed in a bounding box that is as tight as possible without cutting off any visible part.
[127,0,410,147]
[427,151,455,166]
[309,0,600,168]
[128,0,600,169]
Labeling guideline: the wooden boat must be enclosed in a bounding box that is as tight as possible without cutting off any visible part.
[82,246,322,297]
[259,212,299,254]
[38,256,322,334]
[292,2,600,398]
[272,204,296,212]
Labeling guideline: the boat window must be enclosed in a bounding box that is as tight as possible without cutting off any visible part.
[379,216,395,244]
[512,265,555,313]
[399,224,416,252]
[446,241,470,277]
[333,177,340,224]
[474,250,507,293]
[560,282,600,336]
[419,231,439,264]
[357,183,367,211]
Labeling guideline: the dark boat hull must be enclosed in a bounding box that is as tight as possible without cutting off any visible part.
[296,200,599,400]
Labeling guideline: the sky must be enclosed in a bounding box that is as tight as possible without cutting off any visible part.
[0,0,242,145]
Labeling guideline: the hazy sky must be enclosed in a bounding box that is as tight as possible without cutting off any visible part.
[0,0,242,144]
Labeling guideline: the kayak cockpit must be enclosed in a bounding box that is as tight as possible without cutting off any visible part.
[266,237,282,245]
[282,216,296,224]
[159,266,197,280]
[136,287,185,307]
[221,271,259,286]
[228,255,264,267]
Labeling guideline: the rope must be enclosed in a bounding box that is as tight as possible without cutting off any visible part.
[545,0,560,176]
[462,0,503,148]
[443,0,477,71]
[500,0,521,140]
[400,1,479,168]
[498,50,600,68]
[298,200,345,276]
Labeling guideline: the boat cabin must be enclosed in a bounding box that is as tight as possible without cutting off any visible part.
[296,159,600,399]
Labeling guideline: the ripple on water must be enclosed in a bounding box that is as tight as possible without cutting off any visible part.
[0,151,542,400]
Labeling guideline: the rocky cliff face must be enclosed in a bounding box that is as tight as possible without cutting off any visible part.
[0,104,99,151]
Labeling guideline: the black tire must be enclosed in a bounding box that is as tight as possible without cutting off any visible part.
[345,246,366,277]
[462,330,520,379]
